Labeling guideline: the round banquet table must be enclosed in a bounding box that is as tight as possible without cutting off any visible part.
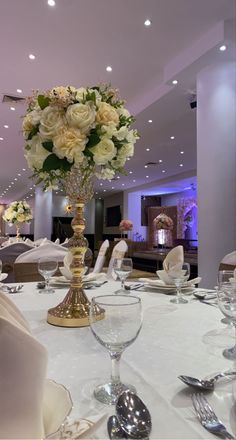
[6,281,236,439]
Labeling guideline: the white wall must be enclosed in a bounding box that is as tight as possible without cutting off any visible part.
[53,195,95,234]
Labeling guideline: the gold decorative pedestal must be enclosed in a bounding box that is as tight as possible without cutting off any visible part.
[47,167,103,327]
[16,223,21,241]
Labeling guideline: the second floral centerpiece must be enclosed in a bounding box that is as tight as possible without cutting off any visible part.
[3,200,33,240]
[23,84,139,327]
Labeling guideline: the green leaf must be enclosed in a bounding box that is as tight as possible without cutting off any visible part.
[84,148,94,158]
[42,141,54,152]
[42,154,72,172]
[86,130,100,148]
[38,94,50,110]
[27,124,39,140]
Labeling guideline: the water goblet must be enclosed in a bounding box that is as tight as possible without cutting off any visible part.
[113,258,133,294]
[169,262,190,304]
[38,258,58,293]
[218,270,235,325]
[89,294,142,405]
[217,284,236,360]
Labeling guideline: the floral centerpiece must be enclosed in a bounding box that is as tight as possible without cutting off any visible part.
[3,201,33,240]
[153,213,173,230]
[23,84,139,189]
[119,219,133,239]
[22,84,139,327]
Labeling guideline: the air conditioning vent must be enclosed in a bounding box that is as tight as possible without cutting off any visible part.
[145,162,157,166]
[2,94,25,103]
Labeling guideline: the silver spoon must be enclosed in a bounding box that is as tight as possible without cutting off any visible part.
[179,370,236,391]
[116,391,152,439]
[193,291,217,300]
[6,285,23,294]
[107,415,127,439]
[124,283,144,291]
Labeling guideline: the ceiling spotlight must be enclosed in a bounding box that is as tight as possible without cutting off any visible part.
[148,119,152,123]
[18,173,21,176]
[179,163,183,167]
[29,54,36,60]
[146,176,149,178]
[158,159,163,163]
[122,183,125,186]
[133,179,136,183]
[129,171,133,174]
[14,178,18,181]
[111,187,114,189]
[17,89,22,93]
[219,45,227,51]
[170,136,175,140]
[127,157,130,161]
[106,66,112,72]
[144,165,148,168]
[172,79,178,85]
[100,183,103,186]
[144,19,151,26]
[146,148,150,151]
[117,176,120,179]
[10,107,15,111]
[95,192,98,194]
[162,170,166,173]
[48,0,56,5]
[103,189,106,192]
[22,168,26,171]
[0,137,3,141]
[4,125,9,128]
[180,151,184,154]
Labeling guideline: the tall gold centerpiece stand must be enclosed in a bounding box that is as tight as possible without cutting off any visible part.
[15,222,22,241]
[47,167,103,327]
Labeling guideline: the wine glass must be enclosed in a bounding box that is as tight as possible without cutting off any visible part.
[0,259,2,276]
[169,262,190,304]
[38,258,58,293]
[89,294,142,405]
[113,258,133,294]
[218,270,235,325]
[217,283,236,360]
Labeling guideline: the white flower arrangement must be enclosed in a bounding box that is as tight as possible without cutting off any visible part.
[23,84,139,189]
[3,201,33,224]
[153,213,174,231]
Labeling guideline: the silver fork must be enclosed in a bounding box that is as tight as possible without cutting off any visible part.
[192,393,235,439]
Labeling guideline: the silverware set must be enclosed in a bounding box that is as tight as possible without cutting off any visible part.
[179,370,236,391]
[107,391,152,439]
[2,284,23,293]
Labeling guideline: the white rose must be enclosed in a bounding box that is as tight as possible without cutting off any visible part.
[22,114,35,139]
[53,126,87,164]
[30,108,42,125]
[127,129,138,144]
[75,87,87,101]
[25,134,50,171]
[95,168,115,180]
[101,125,117,138]
[96,102,119,127]
[18,208,24,214]
[115,126,129,141]
[111,155,126,169]
[116,107,131,119]
[39,106,65,139]
[87,88,102,104]
[119,143,134,158]
[90,138,116,165]
[66,103,96,133]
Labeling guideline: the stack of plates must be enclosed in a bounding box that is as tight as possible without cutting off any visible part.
[139,278,195,294]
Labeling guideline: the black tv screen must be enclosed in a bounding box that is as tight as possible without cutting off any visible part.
[106,205,121,227]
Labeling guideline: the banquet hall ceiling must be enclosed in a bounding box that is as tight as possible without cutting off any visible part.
[0,0,235,203]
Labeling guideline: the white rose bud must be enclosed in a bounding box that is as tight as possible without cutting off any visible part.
[90,138,116,165]
[66,103,96,133]
[39,106,65,139]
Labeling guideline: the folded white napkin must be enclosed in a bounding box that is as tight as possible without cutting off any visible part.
[163,245,184,272]
[0,291,48,439]
[0,273,8,283]
[139,276,201,287]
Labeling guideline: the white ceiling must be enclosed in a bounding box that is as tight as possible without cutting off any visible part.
[0,0,235,203]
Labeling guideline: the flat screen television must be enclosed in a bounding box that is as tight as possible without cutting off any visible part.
[106,205,121,227]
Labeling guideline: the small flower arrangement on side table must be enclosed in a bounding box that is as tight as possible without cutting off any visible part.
[3,201,33,240]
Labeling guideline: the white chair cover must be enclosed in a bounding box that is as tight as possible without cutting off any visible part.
[24,238,35,247]
[54,238,60,245]
[107,240,128,279]
[15,243,68,263]
[221,250,236,265]
[92,240,109,273]
[34,237,47,246]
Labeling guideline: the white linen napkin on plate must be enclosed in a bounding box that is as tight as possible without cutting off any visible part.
[156,245,184,284]
[62,253,107,284]
[139,276,202,287]
[0,291,48,439]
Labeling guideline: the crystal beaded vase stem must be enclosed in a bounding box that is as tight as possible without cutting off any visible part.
[47,166,103,327]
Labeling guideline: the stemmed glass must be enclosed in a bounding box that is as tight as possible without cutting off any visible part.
[169,262,190,304]
[217,282,236,360]
[0,259,2,276]
[38,258,58,293]
[89,294,142,405]
[113,258,133,294]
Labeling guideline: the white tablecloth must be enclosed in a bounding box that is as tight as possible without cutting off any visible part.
[7,282,236,439]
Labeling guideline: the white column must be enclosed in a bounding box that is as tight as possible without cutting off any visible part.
[34,187,53,240]
[197,61,236,287]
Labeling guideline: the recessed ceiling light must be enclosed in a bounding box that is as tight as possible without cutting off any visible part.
[179,163,183,167]
[29,54,36,60]
[99,197,101,200]
[95,192,98,194]
[148,119,152,123]
[127,157,130,161]
[144,165,148,168]
[11,181,14,184]
[146,175,149,178]
[4,125,9,129]
[117,176,120,179]
[122,183,125,186]
[14,178,18,181]
[103,189,106,192]
[158,159,163,163]
[133,180,136,183]
[180,151,184,154]
[129,171,133,174]
[144,19,151,26]
[18,173,21,176]
[17,89,22,93]
[10,107,15,111]
[111,187,114,189]
[100,183,103,186]
[22,168,26,171]
[146,148,150,151]
[48,0,56,5]
[170,136,175,140]
[162,170,166,173]
[106,66,112,72]
[219,45,227,51]
[0,137,3,141]
[172,80,178,85]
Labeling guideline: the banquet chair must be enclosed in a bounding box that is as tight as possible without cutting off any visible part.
[0,242,34,282]
[219,250,236,271]
[13,262,63,283]
[106,240,128,278]
[92,240,109,273]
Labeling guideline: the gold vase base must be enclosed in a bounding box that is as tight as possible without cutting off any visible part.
[47,289,104,327]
